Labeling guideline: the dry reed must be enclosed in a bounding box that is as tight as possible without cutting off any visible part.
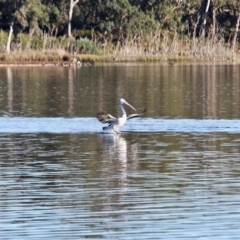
[0,30,238,63]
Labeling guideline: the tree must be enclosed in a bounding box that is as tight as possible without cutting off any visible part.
[231,11,240,50]
[15,0,49,35]
[68,0,79,37]
[196,0,211,37]
[130,0,186,31]
[0,0,240,49]
[0,0,23,30]
[43,0,69,35]
[6,23,14,53]
[228,1,240,50]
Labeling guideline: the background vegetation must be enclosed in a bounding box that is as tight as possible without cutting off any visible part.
[0,0,240,62]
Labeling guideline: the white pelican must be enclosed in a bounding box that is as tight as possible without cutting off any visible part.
[97,98,146,134]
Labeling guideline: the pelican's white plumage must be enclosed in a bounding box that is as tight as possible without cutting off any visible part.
[97,98,146,133]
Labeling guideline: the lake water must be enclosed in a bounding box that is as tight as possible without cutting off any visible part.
[0,63,240,239]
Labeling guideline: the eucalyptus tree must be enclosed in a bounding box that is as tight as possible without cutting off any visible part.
[195,0,211,37]
[81,0,136,42]
[224,0,240,50]
[41,0,69,35]
[195,0,225,38]
[14,0,49,36]
[0,0,26,52]
[0,0,240,51]
[73,0,158,45]
[210,0,225,38]
[0,0,23,29]
[130,0,186,31]
[68,0,79,37]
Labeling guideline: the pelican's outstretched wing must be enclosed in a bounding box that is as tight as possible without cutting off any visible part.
[97,111,117,124]
[127,109,146,120]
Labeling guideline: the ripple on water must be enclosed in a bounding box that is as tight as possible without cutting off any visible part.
[0,132,240,239]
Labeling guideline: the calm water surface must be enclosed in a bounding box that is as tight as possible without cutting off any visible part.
[0,64,240,239]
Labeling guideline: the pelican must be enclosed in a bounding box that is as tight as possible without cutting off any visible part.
[97,98,146,134]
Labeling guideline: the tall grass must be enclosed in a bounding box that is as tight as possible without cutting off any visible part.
[0,30,238,63]
[113,31,237,62]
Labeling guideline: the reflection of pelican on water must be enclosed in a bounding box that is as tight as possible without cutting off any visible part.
[99,134,128,162]
[97,98,146,134]
[99,133,139,165]
[99,133,139,193]
[98,134,139,217]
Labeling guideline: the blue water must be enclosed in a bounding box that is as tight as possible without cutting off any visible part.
[1,130,240,239]
[1,64,240,239]
[0,117,239,133]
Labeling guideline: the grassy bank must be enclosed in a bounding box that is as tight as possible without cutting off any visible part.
[0,31,239,65]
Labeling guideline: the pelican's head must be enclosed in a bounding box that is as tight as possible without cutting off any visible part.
[119,98,136,111]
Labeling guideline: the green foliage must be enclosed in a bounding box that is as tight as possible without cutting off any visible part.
[0,0,240,56]
[44,1,68,34]
[77,38,102,54]
[13,32,29,49]
[0,30,9,51]
[14,0,49,33]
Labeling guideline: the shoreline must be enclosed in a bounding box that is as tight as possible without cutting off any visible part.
[0,61,76,66]
[0,54,239,67]
[0,60,239,67]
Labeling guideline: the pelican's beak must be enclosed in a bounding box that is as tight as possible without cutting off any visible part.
[122,99,136,111]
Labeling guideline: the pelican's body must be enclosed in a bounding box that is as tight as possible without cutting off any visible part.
[97,98,146,134]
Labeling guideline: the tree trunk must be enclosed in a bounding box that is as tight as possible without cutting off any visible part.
[211,0,216,41]
[26,28,35,49]
[231,11,240,51]
[6,23,13,53]
[68,0,79,37]
[197,0,211,37]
